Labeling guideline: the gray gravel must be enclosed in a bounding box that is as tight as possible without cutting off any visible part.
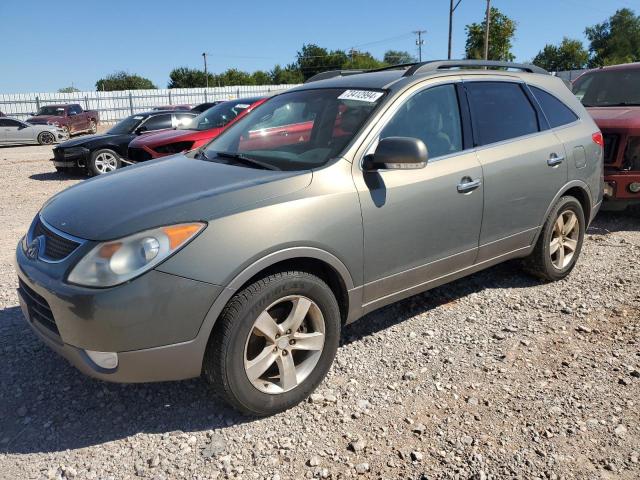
[0,145,639,479]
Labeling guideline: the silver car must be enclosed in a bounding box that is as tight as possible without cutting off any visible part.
[16,61,603,415]
[0,117,68,145]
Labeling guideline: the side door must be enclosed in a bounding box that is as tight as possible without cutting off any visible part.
[0,119,21,143]
[138,113,172,133]
[353,80,484,307]
[463,80,567,262]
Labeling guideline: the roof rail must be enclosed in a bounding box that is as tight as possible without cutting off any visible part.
[403,60,549,77]
[304,70,365,83]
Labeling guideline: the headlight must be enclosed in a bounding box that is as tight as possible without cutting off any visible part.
[68,223,205,287]
[63,146,89,157]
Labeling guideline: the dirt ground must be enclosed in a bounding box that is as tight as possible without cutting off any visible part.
[0,141,638,480]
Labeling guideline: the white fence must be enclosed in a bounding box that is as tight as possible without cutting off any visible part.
[0,85,299,123]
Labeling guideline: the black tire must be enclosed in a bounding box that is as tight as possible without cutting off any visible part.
[203,271,341,416]
[89,120,97,134]
[88,149,121,176]
[37,131,55,145]
[523,196,585,281]
[61,125,70,138]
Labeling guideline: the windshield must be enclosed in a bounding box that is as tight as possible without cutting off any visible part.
[37,106,65,116]
[203,88,385,171]
[180,101,253,131]
[107,115,145,135]
[573,69,640,107]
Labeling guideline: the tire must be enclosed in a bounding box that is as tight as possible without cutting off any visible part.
[61,125,70,138]
[204,271,341,416]
[37,131,55,145]
[89,120,97,134]
[523,196,585,281]
[88,149,121,176]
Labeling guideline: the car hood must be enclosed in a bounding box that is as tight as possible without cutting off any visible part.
[587,106,640,130]
[26,115,61,124]
[129,127,223,147]
[56,133,120,149]
[40,155,312,241]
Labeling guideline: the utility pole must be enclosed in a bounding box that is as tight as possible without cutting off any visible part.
[202,52,209,89]
[448,0,463,60]
[413,30,426,62]
[483,0,491,60]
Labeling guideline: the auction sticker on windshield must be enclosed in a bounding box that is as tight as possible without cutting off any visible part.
[338,90,384,103]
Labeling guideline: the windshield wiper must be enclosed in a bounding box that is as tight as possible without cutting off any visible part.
[211,151,279,170]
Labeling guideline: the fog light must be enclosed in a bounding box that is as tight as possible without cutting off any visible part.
[629,182,640,193]
[603,182,615,197]
[85,350,118,369]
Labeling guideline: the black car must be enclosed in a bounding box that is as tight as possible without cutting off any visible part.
[52,110,197,176]
[190,101,224,113]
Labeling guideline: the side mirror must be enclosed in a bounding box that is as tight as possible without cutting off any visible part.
[362,137,428,171]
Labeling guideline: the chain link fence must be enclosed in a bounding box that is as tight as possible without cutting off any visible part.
[0,85,299,123]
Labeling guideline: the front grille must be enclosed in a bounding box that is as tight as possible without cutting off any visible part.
[33,219,80,261]
[128,147,153,162]
[18,279,59,335]
[603,134,619,165]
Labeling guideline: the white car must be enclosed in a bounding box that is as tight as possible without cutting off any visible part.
[0,117,68,145]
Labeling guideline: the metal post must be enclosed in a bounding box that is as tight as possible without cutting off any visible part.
[35,96,40,111]
[168,91,172,106]
[448,0,463,60]
[413,30,426,62]
[128,92,134,115]
[202,52,208,89]
[84,95,89,110]
[484,0,491,60]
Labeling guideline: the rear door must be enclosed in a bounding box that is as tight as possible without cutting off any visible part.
[463,79,567,261]
[139,113,172,133]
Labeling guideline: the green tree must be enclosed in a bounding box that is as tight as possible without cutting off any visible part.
[96,71,156,91]
[58,86,80,93]
[216,68,255,86]
[383,50,416,64]
[465,7,516,61]
[251,70,272,85]
[297,44,349,80]
[168,67,214,88]
[585,8,640,67]
[271,64,304,84]
[532,37,589,71]
[347,51,386,70]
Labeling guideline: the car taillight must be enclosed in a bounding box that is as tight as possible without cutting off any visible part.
[592,132,604,148]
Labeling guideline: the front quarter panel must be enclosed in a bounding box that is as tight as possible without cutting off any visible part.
[156,159,363,289]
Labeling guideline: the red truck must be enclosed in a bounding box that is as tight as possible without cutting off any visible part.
[26,104,99,137]
[573,63,640,210]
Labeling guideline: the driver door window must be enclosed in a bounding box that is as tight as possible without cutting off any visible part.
[140,114,172,132]
[380,84,463,160]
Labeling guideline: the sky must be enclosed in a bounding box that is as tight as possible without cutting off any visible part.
[0,0,637,93]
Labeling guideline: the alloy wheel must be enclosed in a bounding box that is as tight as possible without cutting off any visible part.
[40,132,54,144]
[550,210,579,269]
[94,152,118,174]
[244,295,325,394]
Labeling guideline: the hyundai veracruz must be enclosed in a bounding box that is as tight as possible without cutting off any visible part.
[16,61,603,415]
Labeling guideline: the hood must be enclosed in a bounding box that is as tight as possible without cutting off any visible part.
[587,106,640,130]
[40,155,311,241]
[130,127,223,147]
[56,133,119,149]
[26,115,61,124]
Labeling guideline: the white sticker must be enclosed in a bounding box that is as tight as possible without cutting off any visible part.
[235,103,250,109]
[338,90,384,103]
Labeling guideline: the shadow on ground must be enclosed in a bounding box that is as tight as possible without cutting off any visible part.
[29,171,84,182]
[0,209,633,454]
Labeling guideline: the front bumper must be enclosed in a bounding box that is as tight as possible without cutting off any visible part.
[604,171,640,203]
[51,147,90,168]
[15,242,224,383]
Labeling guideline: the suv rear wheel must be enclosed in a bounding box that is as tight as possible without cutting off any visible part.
[204,271,340,416]
[524,196,585,281]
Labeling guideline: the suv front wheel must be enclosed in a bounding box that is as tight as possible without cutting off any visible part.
[524,196,585,281]
[204,271,341,416]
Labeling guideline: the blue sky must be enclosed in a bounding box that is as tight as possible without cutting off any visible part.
[0,0,636,93]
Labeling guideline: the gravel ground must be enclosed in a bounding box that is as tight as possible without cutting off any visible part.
[0,144,638,480]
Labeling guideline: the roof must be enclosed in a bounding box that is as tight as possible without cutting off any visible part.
[583,62,640,73]
[292,60,550,93]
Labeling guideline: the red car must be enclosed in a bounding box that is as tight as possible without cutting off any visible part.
[127,97,266,162]
[573,63,640,209]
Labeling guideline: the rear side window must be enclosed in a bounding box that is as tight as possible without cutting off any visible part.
[530,86,578,128]
[465,82,539,146]
[142,114,172,131]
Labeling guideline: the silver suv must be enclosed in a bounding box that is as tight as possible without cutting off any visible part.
[16,61,603,415]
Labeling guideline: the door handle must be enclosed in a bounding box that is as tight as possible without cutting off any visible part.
[457,178,482,193]
[547,154,564,167]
